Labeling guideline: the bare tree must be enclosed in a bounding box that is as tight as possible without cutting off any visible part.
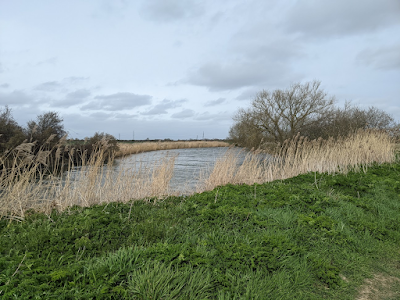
[231,81,335,145]
[302,102,397,139]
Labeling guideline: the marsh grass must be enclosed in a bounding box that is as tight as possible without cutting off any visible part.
[115,140,229,157]
[0,139,176,220]
[198,129,395,192]
[0,129,395,220]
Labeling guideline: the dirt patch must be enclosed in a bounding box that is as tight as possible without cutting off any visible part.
[357,273,400,300]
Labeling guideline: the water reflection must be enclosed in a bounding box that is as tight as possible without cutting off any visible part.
[115,147,233,192]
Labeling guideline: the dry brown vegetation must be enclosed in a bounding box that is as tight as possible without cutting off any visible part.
[0,130,395,220]
[356,273,400,300]
[0,140,177,220]
[199,129,395,192]
[115,140,229,157]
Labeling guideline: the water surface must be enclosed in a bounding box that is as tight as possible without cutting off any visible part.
[115,147,233,192]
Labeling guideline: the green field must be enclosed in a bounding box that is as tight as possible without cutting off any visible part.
[1,161,400,299]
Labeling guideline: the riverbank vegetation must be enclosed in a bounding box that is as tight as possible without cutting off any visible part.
[1,156,400,299]
[229,80,399,149]
[115,140,229,157]
[198,129,395,192]
[0,129,394,220]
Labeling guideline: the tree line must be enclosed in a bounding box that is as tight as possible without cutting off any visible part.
[229,80,399,149]
[0,106,118,166]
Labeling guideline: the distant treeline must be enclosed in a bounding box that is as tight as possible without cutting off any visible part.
[0,106,118,168]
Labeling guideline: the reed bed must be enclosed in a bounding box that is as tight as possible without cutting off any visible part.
[0,130,395,220]
[0,141,177,220]
[197,129,395,192]
[115,140,229,157]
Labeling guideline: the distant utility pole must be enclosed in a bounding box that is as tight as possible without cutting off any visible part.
[133,131,135,140]
[203,131,204,139]
[119,133,120,140]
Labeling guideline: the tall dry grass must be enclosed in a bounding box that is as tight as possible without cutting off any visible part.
[0,139,176,220]
[115,140,229,157]
[0,130,395,220]
[197,129,395,192]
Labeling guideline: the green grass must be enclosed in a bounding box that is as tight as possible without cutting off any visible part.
[1,162,400,299]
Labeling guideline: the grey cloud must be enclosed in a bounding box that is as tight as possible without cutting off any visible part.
[140,0,204,22]
[68,89,91,99]
[356,44,400,70]
[142,99,187,115]
[284,0,400,38]
[0,83,10,88]
[182,19,304,92]
[184,60,293,91]
[51,89,91,108]
[0,90,33,105]
[204,98,225,106]
[194,111,232,121]
[171,109,195,119]
[81,92,152,111]
[34,81,63,91]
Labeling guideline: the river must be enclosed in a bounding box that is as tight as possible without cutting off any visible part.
[114,147,233,192]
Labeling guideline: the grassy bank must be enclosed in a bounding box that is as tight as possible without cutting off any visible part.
[115,140,230,158]
[1,160,400,299]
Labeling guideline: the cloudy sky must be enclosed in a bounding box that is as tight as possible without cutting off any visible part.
[1,0,399,140]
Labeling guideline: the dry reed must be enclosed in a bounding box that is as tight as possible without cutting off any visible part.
[0,130,395,220]
[197,129,395,192]
[115,140,229,157]
[0,139,177,220]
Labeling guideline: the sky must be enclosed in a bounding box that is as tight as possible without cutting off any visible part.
[1,0,399,140]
